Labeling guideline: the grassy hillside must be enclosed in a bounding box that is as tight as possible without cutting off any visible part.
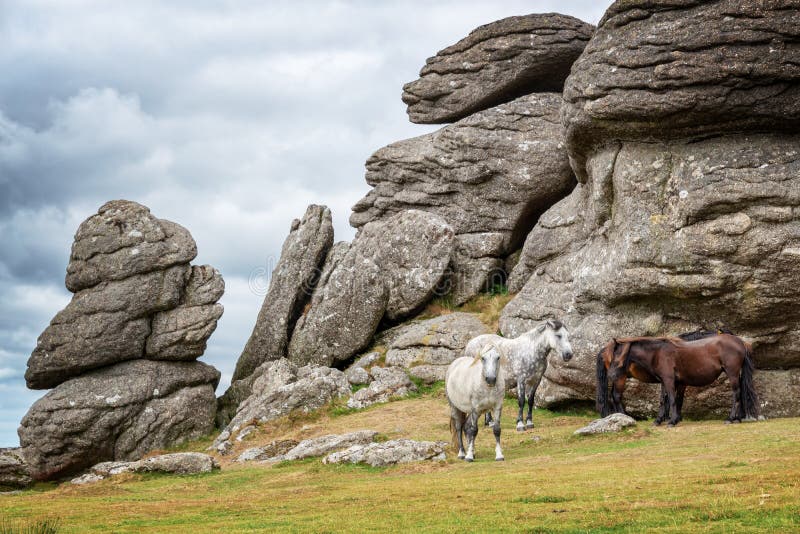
[2,386,799,533]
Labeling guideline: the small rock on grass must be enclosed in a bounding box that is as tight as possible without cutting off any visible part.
[574,413,636,436]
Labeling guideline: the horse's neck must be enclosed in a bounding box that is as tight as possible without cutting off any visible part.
[521,331,550,359]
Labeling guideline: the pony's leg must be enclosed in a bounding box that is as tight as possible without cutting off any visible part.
[484,412,493,427]
[654,385,668,426]
[516,379,526,432]
[526,372,545,429]
[724,370,742,424]
[675,384,686,423]
[662,378,680,426]
[491,404,504,461]
[464,411,478,462]
[451,407,467,459]
[611,374,628,415]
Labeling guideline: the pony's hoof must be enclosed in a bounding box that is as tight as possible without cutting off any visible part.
[525,422,534,430]
[653,420,663,427]
[495,457,505,462]
[464,457,474,463]
[515,423,525,432]
[667,423,677,428]
[457,453,465,459]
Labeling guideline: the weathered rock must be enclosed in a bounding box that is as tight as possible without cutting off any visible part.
[355,210,455,320]
[233,205,333,382]
[288,242,389,366]
[239,431,380,463]
[146,265,225,360]
[0,448,31,490]
[71,453,218,484]
[345,366,371,386]
[402,14,593,123]
[65,200,197,292]
[347,367,417,409]
[574,414,636,436]
[236,440,300,463]
[562,1,800,182]
[502,135,800,418]
[383,313,491,383]
[26,265,190,389]
[19,360,219,481]
[352,95,575,303]
[323,439,448,467]
[215,359,350,451]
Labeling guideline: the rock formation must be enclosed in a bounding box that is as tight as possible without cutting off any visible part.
[323,439,448,467]
[351,95,576,304]
[71,452,218,485]
[0,448,31,490]
[501,0,800,418]
[402,14,593,123]
[20,200,223,481]
[233,205,333,382]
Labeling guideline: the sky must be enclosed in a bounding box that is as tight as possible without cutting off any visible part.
[0,0,611,447]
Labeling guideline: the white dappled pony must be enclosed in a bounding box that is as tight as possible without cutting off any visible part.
[465,319,573,431]
[446,344,506,462]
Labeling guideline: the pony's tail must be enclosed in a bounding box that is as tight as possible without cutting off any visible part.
[596,346,610,417]
[449,414,459,451]
[739,343,760,420]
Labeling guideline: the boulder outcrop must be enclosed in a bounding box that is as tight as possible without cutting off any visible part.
[562,0,800,182]
[347,367,417,409]
[352,94,575,304]
[20,200,223,481]
[20,360,219,481]
[503,1,800,418]
[0,448,31,490]
[214,359,350,453]
[71,453,218,484]
[323,439,448,467]
[402,13,593,123]
[233,205,333,382]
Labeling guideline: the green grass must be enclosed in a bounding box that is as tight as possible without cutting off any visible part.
[2,390,799,533]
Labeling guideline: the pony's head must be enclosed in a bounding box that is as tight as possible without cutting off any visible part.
[473,344,503,387]
[540,319,574,361]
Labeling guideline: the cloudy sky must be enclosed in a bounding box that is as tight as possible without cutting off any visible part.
[0,0,610,447]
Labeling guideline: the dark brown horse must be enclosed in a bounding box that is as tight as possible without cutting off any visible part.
[596,334,759,426]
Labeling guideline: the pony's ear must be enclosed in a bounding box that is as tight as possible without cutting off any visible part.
[546,319,555,329]
[536,323,546,333]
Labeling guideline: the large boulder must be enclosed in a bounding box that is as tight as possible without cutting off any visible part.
[65,200,197,292]
[352,94,575,304]
[0,448,31,490]
[402,13,594,123]
[562,0,800,181]
[233,205,333,382]
[502,136,800,418]
[19,360,220,481]
[347,367,417,409]
[145,265,225,360]
[287,242,389,367]
[382,312,491,384]
[214,359,350,452]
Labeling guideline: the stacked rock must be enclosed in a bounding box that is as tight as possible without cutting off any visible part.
[19,200,223,481]
[220,13,596,424]
[352,13,594,305]
[501,0,800,418]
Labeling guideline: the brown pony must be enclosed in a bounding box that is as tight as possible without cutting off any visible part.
[596,334,759,426]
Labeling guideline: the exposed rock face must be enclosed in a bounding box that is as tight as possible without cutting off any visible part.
[233,205,333,382]
[355,210,455,320]
[239,431,380,463]
[65,200,197,292]
[323,439,448,467]
[352,94,575,304]
[235,440,299,463]
[71,453,218,484]
[500,1,800,418]
[0,448,31,490]
[382,313,491,384]
[146,265,225,360]
[19,360,219,481]
[288,242,388,367]
[402,14,594,123]
[574,414,636,436]
[562,1,800,182]
[347,367,417,409]
[20,200,223,481]
[215,359,350,452]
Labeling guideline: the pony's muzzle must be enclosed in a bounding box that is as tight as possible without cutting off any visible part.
[485,376,497,387]
[562,351,574,361]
